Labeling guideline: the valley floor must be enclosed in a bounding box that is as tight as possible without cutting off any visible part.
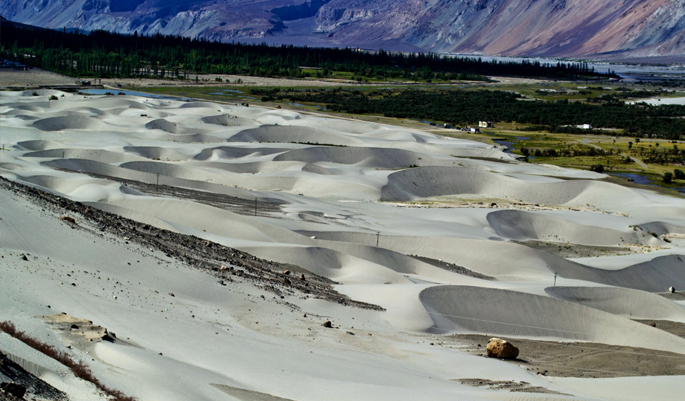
[2,86,685,401]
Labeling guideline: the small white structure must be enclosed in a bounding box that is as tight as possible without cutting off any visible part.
[470,128,480,133]
[582,124,592,129]
[479,121,493,128]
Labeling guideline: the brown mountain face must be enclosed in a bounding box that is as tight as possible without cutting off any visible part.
[1,0,684,58]
[315,0,685,57]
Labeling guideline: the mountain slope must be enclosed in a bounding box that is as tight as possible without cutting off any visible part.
[2,0,685,58]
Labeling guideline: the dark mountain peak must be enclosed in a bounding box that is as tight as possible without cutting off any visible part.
[1,0,683,58]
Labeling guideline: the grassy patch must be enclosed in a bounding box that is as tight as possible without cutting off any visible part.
[0,321,136,401]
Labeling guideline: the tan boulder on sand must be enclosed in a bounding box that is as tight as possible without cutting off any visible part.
[486,338,519,359]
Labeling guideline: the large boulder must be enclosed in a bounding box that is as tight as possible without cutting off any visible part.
[486,338,519,359]
[1,382,27,399]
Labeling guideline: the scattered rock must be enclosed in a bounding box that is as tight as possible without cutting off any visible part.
[60,215,76,224]
[169,293,175,297]
[299,274,306,281]
[102,334,116,342]
[0,382,27,399]
[346,331,355,335]
[669,287,676,293]
[486,338,519,359]
[322,320,332,328]
[283,270,291,275]
[21,255,28,261]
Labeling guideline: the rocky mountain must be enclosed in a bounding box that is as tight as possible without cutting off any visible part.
[2,0,685,58]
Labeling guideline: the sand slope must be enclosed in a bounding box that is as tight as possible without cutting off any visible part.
[3,90,685,400]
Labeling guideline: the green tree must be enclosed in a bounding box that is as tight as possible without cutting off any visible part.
[663,172,673,183]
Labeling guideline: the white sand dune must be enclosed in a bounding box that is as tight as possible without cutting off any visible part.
[545,286,685,321]
[229,125,366,146]
[32,115,107,131]
[200,114,254,127]
[273,147,431,169]
[123,146,190,161]
[382,166,638,206]
[487,209,647,246]
[24,148,143,164]
[16,140,65,151]
[555,254,685,292]
[419,285,685,352]
[194,145,290,160]
[145,118,179,133]
[4,90,685,400]
[179,101,228,109]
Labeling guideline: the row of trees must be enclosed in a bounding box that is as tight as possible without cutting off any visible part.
[255,88,685,139]
[0,21,617,80]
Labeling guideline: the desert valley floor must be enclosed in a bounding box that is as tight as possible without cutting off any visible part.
[2,90,685,401]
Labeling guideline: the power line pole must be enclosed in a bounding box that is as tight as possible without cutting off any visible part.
[156,173,159,190]
[254,198,257,216]
[376,232,380,247]
[554,272,558,287]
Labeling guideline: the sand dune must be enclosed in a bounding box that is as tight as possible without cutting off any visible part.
[487,209,646,246]
[229,125,365,146]
[555,254,685,292]
[123,146,190,162]
[420,285,685,352]
[545,286,685,321]
[24,148,143,164]
[194,146,290,161]
[273,147,430,169]
[382,166,637,206]
[16,140,65,151]
[32,115,106,131]
[4,90,685,400]
[200,114,253,127]
[145,118,179,133]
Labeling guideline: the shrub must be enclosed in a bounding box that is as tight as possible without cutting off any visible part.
[590,164,604,173]
[32,91,39,96]
[674,169,685,180]
[663,172,673,183]
[49,95,58,100]
[0,321,136,401]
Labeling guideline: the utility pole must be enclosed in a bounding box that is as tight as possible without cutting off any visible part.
[554,272,558,287]
[254,198,257,216]
[376,232,380,247]
[156,173,160,190]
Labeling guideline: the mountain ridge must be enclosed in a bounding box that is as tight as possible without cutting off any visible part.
[2,0,685,59]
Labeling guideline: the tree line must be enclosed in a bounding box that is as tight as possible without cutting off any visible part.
[0,21,616,81]
[253,88,685,139]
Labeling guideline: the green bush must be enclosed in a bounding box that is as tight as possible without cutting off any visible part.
[663,172,673,183]
[590,164,605,173]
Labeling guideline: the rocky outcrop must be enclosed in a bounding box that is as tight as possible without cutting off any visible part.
[1,0,685,58]
[486,338,519,359]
